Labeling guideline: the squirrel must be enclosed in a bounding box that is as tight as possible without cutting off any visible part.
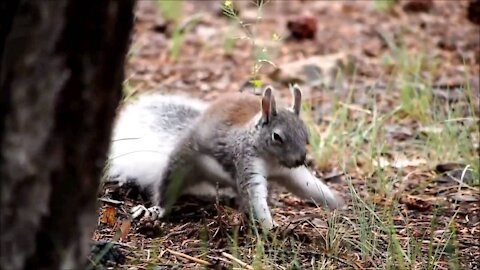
[106,85,344,229]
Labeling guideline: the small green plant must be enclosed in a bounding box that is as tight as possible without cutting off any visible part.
[121,75,140,104]
[155,0,202,60]
[222,0,279,87]
[374,0,396,12]
[156,0,183,22]
[223,35,236,56]
[170,14,202,60]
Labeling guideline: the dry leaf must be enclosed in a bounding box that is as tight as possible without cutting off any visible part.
[373,155,426,169]
[282,195,303,206]
[269,53,350,86]
[450,193,479,203]
[403,0,434,13]
[434,164,475,183]
[385,124,414,141]
[418,125,443,135]
[400,195,432,212]
[119,219,132,241]
[372,156,390,168]
[393,158,426,169]
[287,12,317,40]
[468,0,480,25]
[435,163,468,173]
[100,206,117,227]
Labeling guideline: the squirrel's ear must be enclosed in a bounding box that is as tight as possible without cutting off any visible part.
[292,84,302,116]
[270,89,277,116]
[261,86,277,124]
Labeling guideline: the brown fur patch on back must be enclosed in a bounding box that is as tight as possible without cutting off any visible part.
[204,93,261,127]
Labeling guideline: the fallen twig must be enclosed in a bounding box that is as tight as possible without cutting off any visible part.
[221,252,254,270]
[98,197,124,206]
[167,249,211,266]
[110,241,136,249]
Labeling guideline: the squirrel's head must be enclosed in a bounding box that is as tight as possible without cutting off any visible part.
[256,85,309,169]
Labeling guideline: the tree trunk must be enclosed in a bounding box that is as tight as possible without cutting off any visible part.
[0,0,135,269]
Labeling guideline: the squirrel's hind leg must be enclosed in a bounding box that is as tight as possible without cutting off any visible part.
[130,157,203,221]
[131,205,165,220]
[129,180,168,221]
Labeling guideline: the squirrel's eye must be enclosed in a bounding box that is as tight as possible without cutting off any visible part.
[272,132,283,144]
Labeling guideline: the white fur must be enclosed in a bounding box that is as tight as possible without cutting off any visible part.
[107,93,207,188]
[270,165,344,209]
[245,158,274,228]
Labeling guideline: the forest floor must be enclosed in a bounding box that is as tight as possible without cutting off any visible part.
[91,1,479,269]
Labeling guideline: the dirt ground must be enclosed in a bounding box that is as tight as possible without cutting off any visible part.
[91,1,479,269]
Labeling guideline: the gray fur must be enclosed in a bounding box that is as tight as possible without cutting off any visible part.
[108,87,344,230]
[147,102,201,134]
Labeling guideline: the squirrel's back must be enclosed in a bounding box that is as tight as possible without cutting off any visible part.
[202,93,261,127]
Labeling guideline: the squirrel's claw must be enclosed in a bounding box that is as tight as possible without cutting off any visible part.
[131,205,165,220]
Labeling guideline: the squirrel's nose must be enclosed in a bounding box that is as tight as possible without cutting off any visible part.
[295,153,306,167]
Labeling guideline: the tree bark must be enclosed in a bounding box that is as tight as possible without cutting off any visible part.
[0,0,135,269]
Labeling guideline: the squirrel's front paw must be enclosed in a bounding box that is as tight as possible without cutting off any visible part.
[131,205,165,221]
[258,217,278,231]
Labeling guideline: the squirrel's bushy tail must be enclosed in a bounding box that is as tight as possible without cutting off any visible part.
[105,93,207,189]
